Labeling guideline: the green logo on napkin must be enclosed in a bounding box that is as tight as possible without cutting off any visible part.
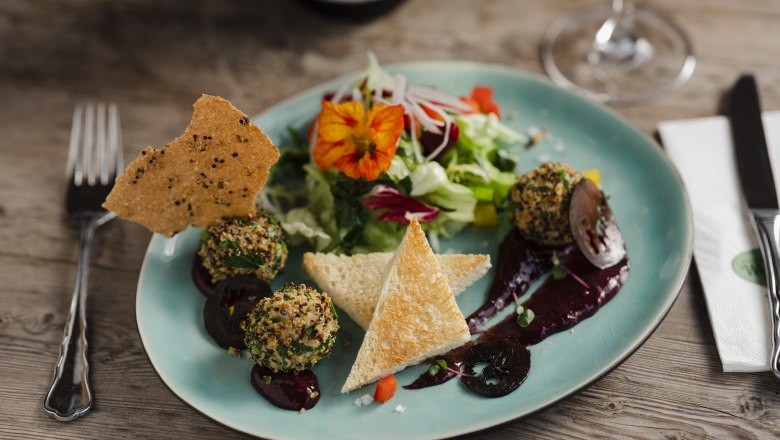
[732,249,767,287]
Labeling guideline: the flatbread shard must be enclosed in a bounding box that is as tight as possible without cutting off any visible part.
[341,218,471,393]
[103,95,280,236]
[302,252,490,330]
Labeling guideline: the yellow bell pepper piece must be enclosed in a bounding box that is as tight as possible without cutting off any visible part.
[474,203,499,228]
[582,169,601,187]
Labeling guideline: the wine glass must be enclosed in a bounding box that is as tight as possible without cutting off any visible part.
[540,0,696,105]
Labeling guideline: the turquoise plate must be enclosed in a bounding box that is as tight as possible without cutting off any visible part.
[136,62,693,440]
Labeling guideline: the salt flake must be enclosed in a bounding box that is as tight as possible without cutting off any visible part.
[354,394,374,406]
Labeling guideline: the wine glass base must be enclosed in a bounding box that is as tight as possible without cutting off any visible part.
[541,6,696,105]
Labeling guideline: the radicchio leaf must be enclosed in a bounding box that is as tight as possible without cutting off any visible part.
[362,185,440,224]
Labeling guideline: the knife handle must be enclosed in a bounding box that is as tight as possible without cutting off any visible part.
[750,209,780,378]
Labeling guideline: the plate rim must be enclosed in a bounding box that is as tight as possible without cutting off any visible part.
[136,60,694,439]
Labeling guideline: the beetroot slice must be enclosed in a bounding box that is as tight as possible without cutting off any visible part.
[460,340,530,397]
[203,276,271,350]
[251,365,320,411]
[569,178,626,269]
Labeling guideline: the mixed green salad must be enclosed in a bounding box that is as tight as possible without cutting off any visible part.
[261,55,534,254]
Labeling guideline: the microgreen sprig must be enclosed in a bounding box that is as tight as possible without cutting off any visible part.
[551,251,590,289]
[515,305,535,328]
[428,359,448,376]
[428,359,473,378]
[510,289,535,328]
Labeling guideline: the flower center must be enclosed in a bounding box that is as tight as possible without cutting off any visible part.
[351,125,377,158]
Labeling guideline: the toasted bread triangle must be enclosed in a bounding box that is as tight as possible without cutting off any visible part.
[341,218,471,393]
[303,252,490,330]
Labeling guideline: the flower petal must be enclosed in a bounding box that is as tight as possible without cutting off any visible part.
[334,152,363,180]
[314,140,356,170]
[317,101,363,143]
[368,104,405,149]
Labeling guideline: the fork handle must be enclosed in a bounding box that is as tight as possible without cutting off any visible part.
[43,216,100,421]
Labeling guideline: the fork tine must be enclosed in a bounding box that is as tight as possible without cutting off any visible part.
[96,103,108,185]
[67,105,84,185]
[83,103,96,186]
[67,103,122,186]
[108,103,124,176]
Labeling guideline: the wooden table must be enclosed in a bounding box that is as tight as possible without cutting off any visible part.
[2,0,779,438]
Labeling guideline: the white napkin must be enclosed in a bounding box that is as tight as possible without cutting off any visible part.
[658,111,780,372]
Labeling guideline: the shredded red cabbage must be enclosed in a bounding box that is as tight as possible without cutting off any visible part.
[362,185,441,224]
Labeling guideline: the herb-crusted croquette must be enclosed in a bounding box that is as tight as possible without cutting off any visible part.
[243,283,339,373]
[508,162,582,246]
[198,211,288,283]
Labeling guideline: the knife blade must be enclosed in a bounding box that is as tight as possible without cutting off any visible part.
[729,74,780,378]
[731,75,778,209]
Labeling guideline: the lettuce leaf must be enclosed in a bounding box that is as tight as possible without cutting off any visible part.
[455,113,528,151]
[409,162,448,196]
[281,207,332,250]
[352,220,405,254]
[422,180,477,223]
[443,113,526,205]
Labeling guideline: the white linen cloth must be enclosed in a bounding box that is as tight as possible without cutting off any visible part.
[658,111,780,372]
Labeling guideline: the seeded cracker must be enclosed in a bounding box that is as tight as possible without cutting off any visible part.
[103,95,280,236]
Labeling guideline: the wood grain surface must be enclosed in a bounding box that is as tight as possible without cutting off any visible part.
[2,0,780,439]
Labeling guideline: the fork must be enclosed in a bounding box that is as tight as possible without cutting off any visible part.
[43,103,123,421]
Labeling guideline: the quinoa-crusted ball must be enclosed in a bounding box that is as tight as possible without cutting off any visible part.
[508,162,582,246]
[198,211,288,284]
[243,283,339,373]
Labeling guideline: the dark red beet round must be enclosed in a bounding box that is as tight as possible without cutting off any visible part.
[569,178,626,269]
[203,276,271,349]
[460,340,531,397]
[250,365,320,411]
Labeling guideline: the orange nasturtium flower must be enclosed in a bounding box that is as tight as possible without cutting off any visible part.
[313,101,405,181]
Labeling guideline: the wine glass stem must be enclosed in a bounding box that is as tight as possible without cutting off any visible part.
[613,0,629,15]
[612,0,635,28]
[592,0,651,68]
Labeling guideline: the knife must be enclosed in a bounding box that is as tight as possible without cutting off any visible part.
[729,74,780,378]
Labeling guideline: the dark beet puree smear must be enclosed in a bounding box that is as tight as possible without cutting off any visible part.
[465,229,575,332]
[251,365,321,411]
[406,244,629,390]
[480,252,629,346]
